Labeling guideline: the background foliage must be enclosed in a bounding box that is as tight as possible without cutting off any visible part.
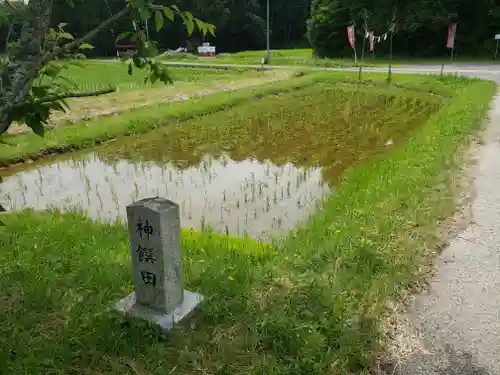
[0,0,499,58]
[308,0,500,58]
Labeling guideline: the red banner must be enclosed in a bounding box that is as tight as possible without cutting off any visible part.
[369,31,375,52]
[447,23,457,49]
[347,25,356,50]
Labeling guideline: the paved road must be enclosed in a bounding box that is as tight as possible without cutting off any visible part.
[392,93,500,375]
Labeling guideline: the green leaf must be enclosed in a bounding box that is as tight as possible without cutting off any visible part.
[208,24,216,37]
[26,116,45,137]
[31,85,51,98]
[163,7,175,22]
[59,32,75,40]
[138,7,151,21]
[43,65,63,78]
[154,10,164,32]
[194,18,204,34]
[47,28,58,41]
[127,0,146,8]
[73,53,87,60]
[78,43,94,50]
[182,12,194,36]
[116,32,133,43]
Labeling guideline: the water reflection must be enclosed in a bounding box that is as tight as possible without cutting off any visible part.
[1,153,330,240]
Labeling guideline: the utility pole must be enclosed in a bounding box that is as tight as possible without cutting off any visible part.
[266,0,270,64]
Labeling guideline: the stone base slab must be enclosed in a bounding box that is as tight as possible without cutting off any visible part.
[113,290,203,331]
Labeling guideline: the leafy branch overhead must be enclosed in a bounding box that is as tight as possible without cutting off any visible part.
[0,0,215,136]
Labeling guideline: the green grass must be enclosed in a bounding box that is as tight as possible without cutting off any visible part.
[159,48,500,68]
[49,60,252,92]
[0,71,459,167]
[160,48,370,67]
[0,74,496,374]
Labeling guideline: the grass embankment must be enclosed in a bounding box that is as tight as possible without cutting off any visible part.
[0,74,496,374]
[0,71,458,167]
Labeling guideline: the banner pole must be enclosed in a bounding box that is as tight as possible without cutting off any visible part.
[361,34,366,62]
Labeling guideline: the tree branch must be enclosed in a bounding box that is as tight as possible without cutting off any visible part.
[43,6,131,63]
[3,0,20,14]
[28,88,115,105]
[0,0,55,136]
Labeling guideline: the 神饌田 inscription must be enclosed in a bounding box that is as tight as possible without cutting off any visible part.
[113,197,203,332]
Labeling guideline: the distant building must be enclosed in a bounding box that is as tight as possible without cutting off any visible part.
[197,42,216,57]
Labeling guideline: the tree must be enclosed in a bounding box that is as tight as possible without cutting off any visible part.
[308,0,500,59]
[307,0,349,58]
[0,0,214,136]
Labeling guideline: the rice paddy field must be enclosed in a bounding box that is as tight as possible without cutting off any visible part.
[7,61,288,135]
[0,66,496,374]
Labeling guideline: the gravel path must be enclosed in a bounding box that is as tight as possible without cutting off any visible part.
[393,76,500,374]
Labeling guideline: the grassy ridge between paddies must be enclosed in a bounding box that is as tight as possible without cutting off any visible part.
[0,70,459,167]
[0,75,495,374]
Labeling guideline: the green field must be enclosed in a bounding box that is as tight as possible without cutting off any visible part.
[159,48,500,68]
[0,66,495,374]
[160,48,367,67]
[53,60,255,92]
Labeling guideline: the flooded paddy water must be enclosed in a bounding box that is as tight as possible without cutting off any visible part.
[0,84,443,240]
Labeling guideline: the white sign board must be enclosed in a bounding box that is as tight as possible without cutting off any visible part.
[495,34,500,40]
[198,45,216,56]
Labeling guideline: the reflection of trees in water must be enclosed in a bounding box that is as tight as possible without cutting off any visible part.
[0,153,330,239]
[98,88,441,185]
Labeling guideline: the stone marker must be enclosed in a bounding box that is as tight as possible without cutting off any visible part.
[113,197,203,331]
